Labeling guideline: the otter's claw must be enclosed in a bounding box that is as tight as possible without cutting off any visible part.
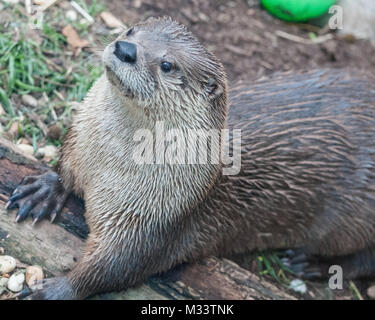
[6,172,69,224]
[281,249,323,279]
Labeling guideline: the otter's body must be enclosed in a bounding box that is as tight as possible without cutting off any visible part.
[7,18,375,299]
[224,70,375,256]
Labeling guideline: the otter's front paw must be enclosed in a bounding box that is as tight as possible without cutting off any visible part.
[18,277,75,300]
[6,172,69,224]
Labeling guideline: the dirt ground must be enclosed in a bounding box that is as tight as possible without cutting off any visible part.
[104,0,375,300]
[106,0,375,83]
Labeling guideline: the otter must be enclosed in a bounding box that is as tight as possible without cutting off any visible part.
[5,17,375,299]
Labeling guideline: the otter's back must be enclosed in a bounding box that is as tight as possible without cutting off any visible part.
[225,69,375,254]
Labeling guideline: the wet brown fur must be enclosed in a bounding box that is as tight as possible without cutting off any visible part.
[21,18,375,299]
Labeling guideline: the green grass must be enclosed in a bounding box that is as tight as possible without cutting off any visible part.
[0,23,102,101]
[76,0,106,18]
[0,1,105,147]
[257,251,295,285]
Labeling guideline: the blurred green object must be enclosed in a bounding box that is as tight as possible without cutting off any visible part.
[260,0,336,22]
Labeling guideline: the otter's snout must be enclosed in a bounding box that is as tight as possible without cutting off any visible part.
[114,41,137,64]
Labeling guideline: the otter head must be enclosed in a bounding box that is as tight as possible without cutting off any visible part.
[102,17,227,126]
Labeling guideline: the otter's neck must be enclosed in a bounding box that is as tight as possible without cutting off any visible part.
[76,76,225,223]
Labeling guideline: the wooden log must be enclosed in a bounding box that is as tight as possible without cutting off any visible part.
[0,138,88,239]
[149,258,295,300]
[0,137,294,300]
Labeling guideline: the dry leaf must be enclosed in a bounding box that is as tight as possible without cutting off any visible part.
[8,122,20,139]
[62,24,90,49]
[100,11,123,29]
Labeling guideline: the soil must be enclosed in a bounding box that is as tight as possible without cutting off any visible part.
[106,0,375,83]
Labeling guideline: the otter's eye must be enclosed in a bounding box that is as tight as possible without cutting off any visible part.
[161,61,172,73]
[126,27,134,36]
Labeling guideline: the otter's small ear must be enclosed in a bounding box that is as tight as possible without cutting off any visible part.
[205,78,223,100]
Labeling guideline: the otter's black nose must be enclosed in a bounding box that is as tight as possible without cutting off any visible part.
[114,41,137,64]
